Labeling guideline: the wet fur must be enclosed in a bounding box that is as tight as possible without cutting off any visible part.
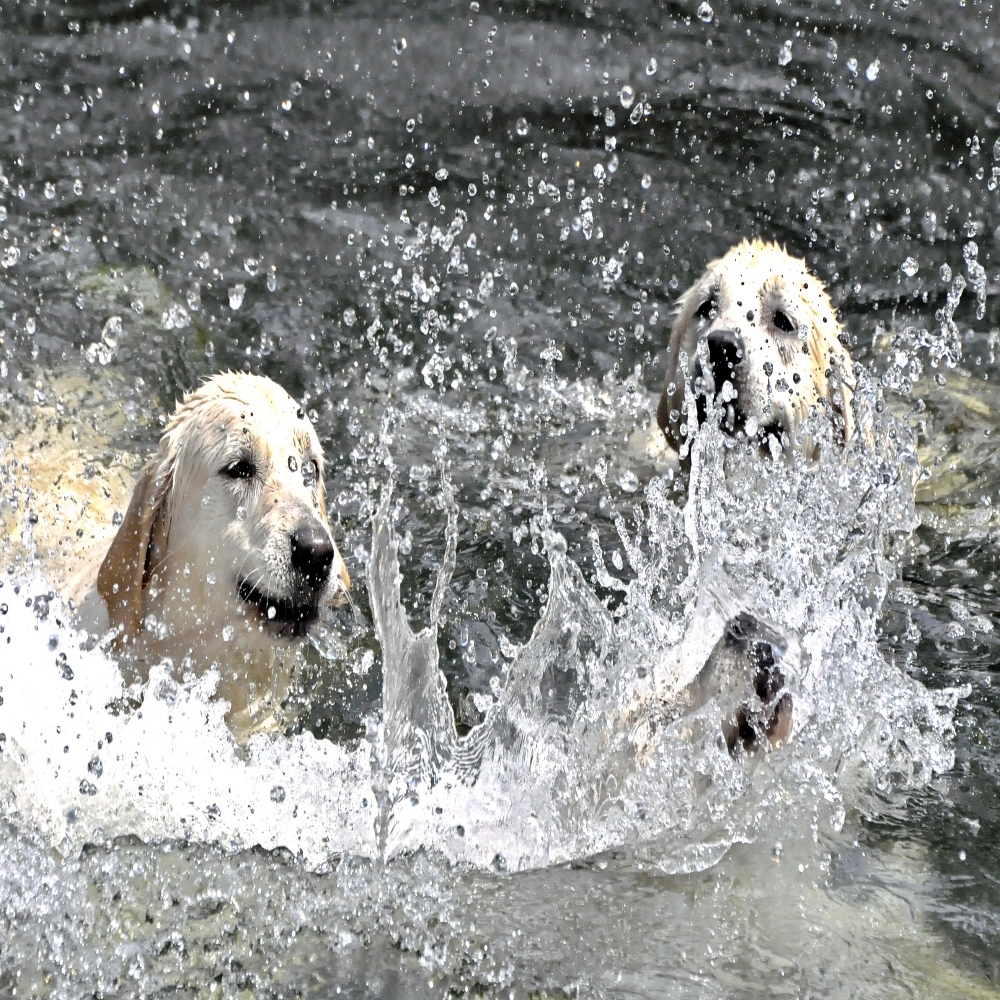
[33,372,348,739]
[657,239,858,458]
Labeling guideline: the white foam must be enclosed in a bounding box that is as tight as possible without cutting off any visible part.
[0,579,376,865]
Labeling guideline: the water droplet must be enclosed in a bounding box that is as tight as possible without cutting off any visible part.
[393,37,407,54]
[267,267,277,293]
[243,258,260,276]
[777,40,793,66]
[13,95,23,112]
[228,283,246,310]
[1,246,20,268]
[515,116,529,136]
[101,315,122,348]
[151,99,161,115]
[901,257,919,277]
[993,137,1000,161]
[160,304,190,330]
[865,59,880,81]
[227,30,235,44]
[696,1,714,21]
[343,306,357,327]
[0,206,7,222]
[405,118,416,133]
[641,173,652,189]
[618,88,634,111]
[267,605,277,620]
[766,169,776,183]
[196,251,210,269]
[187,284,201,311]
[616,469,639,492]
[645,57,657,75]
[43,182,55,200]
[290,81,303,96]
[88,755,103,777]
[435,167,448,181]
[270,785,286,803]
[236,505,247,522]
[222,625,234,642]
[940,263,952,282]
[72,178,83,196]
[280,98,292,112]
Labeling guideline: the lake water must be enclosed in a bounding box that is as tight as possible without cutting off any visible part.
[0,1,999,996]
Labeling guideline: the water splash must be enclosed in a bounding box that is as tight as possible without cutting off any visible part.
[359,376,960,872]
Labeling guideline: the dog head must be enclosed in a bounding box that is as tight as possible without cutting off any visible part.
[656,240,857,457]
[97,372,350,649]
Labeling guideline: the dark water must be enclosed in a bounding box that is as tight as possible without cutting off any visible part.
[1,0,999,995]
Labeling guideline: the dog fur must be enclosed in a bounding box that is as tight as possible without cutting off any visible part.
[657,239,858,459]
[4,372,349,739]
[633,240,860,756]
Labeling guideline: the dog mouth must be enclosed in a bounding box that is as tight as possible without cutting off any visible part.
[693,372,784,448]
[237,578,322,638]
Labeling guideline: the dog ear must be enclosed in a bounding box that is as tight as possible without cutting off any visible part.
[96,461,171,642]
[657,283,705,451]
[830,365,857,445]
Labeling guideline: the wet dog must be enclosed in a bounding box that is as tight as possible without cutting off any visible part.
[5,372,350,739]
[656,239,858,459]
[636,241,860,756]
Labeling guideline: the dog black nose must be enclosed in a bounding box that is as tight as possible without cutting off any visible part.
[290,523,335,589]
[706,330,745,389]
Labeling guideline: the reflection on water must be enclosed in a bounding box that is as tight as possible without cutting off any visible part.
[0,0,999,995]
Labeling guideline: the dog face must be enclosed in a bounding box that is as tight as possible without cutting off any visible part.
[657,240,857,456]
[96,373,350,662]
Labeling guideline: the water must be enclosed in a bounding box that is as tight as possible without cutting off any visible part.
[1,1,999,995]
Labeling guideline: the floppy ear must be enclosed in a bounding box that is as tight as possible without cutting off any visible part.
[807,313,859,449]
[97,462,171,642]
[830,365,857,446]
[657,283,704,449]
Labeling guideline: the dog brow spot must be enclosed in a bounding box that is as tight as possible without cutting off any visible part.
[288,456,299,472]
[746,310,754,323]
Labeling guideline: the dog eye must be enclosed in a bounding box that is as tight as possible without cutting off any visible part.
[222,459,256,481]
[772,310,795,333]
[694,297,717,322]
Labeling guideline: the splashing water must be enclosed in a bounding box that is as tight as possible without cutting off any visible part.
[0,372,962,881]
[362,377,962,873]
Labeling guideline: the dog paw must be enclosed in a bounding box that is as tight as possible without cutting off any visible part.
[728,653,793,756]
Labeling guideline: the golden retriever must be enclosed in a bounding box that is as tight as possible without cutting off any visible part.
[656,239,858,459]
[4,372,350,739]
[630,241,861,757]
